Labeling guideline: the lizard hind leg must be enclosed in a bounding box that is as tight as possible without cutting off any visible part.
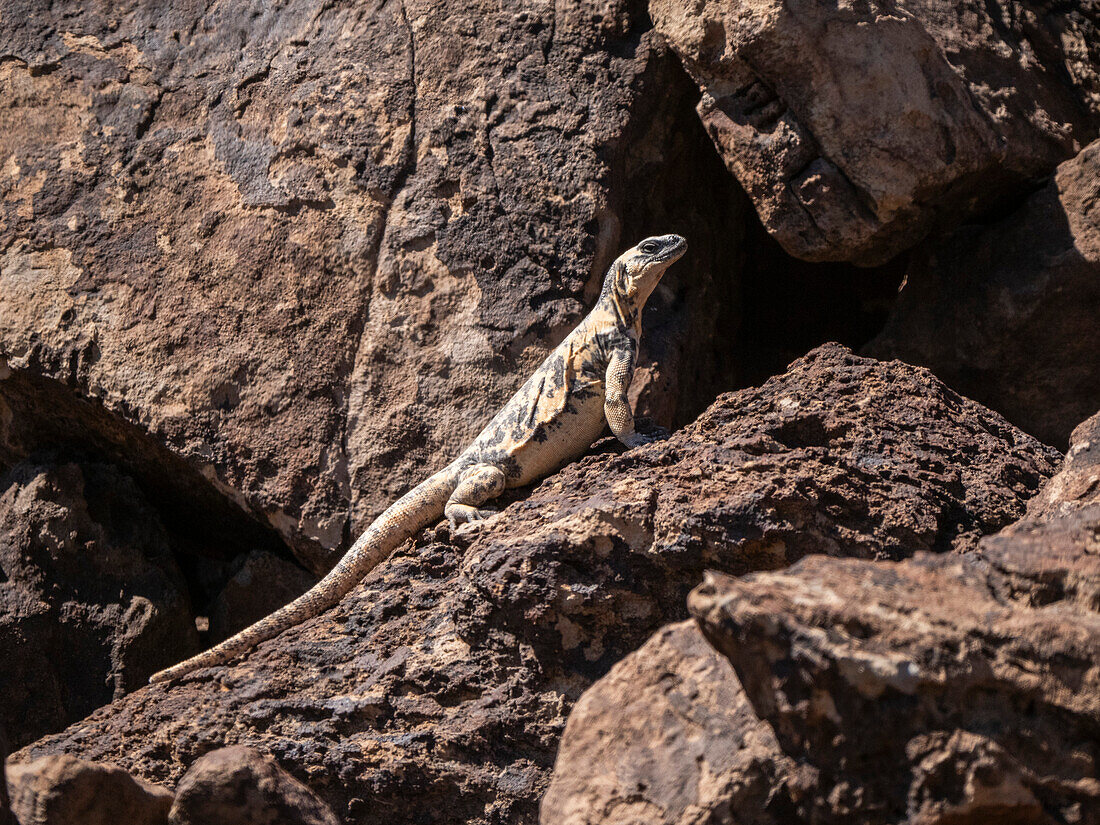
[445,464,506,529]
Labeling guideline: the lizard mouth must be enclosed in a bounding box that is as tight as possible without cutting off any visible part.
[655,234,687,263]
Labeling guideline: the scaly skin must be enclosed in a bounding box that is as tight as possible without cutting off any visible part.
[150,234,687,683]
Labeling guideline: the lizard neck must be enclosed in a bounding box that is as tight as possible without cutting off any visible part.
[604,292,638,332]
[595,265,643,334]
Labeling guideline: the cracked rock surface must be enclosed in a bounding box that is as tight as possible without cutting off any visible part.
[689,499,1100,824]
[11,345,1057,824]
[651,0,1100,264]
[0,0,745,574]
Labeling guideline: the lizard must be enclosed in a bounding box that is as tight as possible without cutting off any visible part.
[150,233,687,684]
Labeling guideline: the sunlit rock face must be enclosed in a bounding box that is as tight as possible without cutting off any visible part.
[652,0,1100,265]
[0,0,746,574]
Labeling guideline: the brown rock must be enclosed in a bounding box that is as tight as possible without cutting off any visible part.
[168,746,338,825]
[689,507,1100,823]
[0,0,746,574]
[981,505,1100,616]
[540,621,793,825]
[6,755,172,825]
[650,0,1100,264]
[1028,410,1100,519]
[1,727,11,825]
[0,367,293,575]
[14,345,1057,823]
[0,461,199,749]
[868,139,1100,448]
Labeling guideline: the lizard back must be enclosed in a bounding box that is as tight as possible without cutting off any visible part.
[466,319,613,486]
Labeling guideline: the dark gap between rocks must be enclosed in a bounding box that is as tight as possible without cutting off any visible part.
[605,37,746,430]
[735,218,908,390]
[0,364,309,637]
[609,42,907,418]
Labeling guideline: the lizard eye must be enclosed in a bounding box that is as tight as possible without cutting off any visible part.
[640,241,659,254]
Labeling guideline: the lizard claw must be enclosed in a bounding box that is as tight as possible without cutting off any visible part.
[446,505,497,531]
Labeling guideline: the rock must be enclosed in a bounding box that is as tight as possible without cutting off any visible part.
[0,461,199,749]
[1028,410,1100,519]
[6,755,172,825]
[986,406,1100,612]
[540,621,794,825]
[1,727,11,825]
[168,746,338,825]
[207,551,316,644]
[689,508,1100,822]
[0,0,747,574]
[543,407,1099,825]
[981,503,1100,617]
[650,0,1100,264]
[13,345,1057,823]
[868,139,1100,448]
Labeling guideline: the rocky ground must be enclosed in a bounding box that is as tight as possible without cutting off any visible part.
[543,412,1100,825]
[1,0,1099,822]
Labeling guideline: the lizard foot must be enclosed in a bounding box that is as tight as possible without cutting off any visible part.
[446,504,497,531]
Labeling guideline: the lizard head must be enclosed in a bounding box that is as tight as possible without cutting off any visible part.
[607,234,687,310]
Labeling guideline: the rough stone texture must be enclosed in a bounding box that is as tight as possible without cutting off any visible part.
[6,755,173,825]
[207,551,317,644]
[540,621,793,825]
[1028,410,1100,520]
[1,727,11,825]
[12,345,1056,824]
[0,0,745,575]
[0,460,199,750]
[981,503,1100,618]
[869,139,1100,448]
[986,409,1100,615]
[650,0,1100,264]
[540,407,1100,825]
[168,746,338,825]
[690,512,1100,823]
[0,367,294,574]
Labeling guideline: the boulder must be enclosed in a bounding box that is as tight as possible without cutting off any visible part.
[650,0,1100,264]
[1028,410,1100,519]
[0,0,747,575]
[6,755,172,825]
[988,407,1100,613]
[168,746,338,825]
[869,139,1100,448]
[542,407,1100,825]
[0,461,199,749]
[690,510,1100,822]
[13,345,1057,823]
[539,621,793,825]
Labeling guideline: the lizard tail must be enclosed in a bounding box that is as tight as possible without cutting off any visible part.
[149,468,458,684]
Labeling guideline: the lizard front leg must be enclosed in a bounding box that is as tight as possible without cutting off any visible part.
[445,463,506,528]
[604,346,654,449]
